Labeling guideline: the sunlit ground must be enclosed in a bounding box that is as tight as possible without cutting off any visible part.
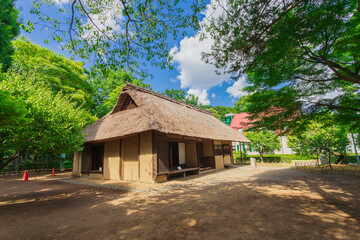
[1,167,359,239]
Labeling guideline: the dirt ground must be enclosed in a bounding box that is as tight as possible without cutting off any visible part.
[1,167,360,240]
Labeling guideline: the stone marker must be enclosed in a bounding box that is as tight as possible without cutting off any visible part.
[320,155,328,165]
[250,158,257,168]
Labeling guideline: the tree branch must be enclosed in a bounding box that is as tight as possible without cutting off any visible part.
[323,58,360,84]
[217,0,241,28]
[69,0,77,51]
[0,153,21,171]
[259,0,304,40]
[78,0,114,42]
[303,100,360,112]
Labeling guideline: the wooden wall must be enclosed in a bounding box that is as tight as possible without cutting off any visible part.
[186,142,198,167]
[123,135,139,181]
[72,151,82,176]
[139,132,153,183]
[81,144,91,174]
[157,139,169,173]
[214,141,224,170]
[103,139,120,180]
[203,139,213,157]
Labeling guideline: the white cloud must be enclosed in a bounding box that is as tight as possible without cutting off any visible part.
[82,1,123,39]
[169,1,231,104]
[53,0,123,39]
[211,93,216,98]
[52,0,72,5]
[188,89,210,105]
[170,35,230,90]
[226,76,248,98]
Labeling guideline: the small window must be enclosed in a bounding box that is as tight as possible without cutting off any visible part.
[214,145,223,156]
[223,145,231,155]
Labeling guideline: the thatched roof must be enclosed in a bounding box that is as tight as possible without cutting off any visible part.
[84,83,250,143]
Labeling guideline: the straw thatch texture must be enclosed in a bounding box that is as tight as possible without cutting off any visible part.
[84,83,250,143]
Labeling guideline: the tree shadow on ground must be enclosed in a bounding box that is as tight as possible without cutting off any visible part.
[1,168,359,240]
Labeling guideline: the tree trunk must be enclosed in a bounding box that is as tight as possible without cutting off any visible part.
[14,153,20,173]
[22,154,28,164]
[328,152,333,172]
[336,154,344,164]
[259,149,264,163]
[240,143,243,164]
[316,152,320,166]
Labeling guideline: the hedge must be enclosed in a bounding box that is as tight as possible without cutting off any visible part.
[244,154,316,160]
[1,160,73,173]
[239,153,357,164]
[234,153,359,164]
[330,155,358,164]
[244,156,292,163]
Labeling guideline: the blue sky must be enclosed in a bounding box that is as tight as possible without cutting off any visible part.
[15,0,247,107]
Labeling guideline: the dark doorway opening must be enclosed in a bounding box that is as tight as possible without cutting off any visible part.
[197,142,205,167]
[169,142,179,168]
[91,144,104,171]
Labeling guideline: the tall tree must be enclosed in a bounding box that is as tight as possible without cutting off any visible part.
[12,37,95,110]
[245,130,281,162]
[26,0,207,76]
[163,89,228,119]
[0,69,92,170]
[234,95,250,113]
[200,105,235,120]
[205,0,360,131]
[288,118,350,168]
[0,0,20,70]
[163,89,199,106]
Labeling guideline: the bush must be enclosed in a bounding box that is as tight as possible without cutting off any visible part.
[233,151,247,163]
[1,160,61,173]
[330,155,358,164]
[244,155,292,163]
[62,160,73,168]
[242,154,314,161]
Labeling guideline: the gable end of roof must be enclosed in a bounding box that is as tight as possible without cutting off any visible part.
[122,83,213,115]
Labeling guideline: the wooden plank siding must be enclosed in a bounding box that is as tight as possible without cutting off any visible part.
[81,144,91,174]
[157,139,169,173]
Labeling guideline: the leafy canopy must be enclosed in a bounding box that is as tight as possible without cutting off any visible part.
[26,0,207,76]
[206,0,360,131]
[163,89,236,120]
[0,0,20,71]
[0,69,92,169]
[163,89,199,106]
[288,117,350,161]
[245,130,281,161]
[12,37,95,110]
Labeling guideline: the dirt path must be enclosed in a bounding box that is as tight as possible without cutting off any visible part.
[1,167,359,240]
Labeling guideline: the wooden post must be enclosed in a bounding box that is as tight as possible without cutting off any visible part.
[240,142,243,164]
[152,132,158,180]
[351,133,360,165]
[119,139,122,180]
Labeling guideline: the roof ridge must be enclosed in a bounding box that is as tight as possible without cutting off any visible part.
[123,82,213,115]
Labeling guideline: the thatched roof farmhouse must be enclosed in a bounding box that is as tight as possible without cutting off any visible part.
[73,83,250,183]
